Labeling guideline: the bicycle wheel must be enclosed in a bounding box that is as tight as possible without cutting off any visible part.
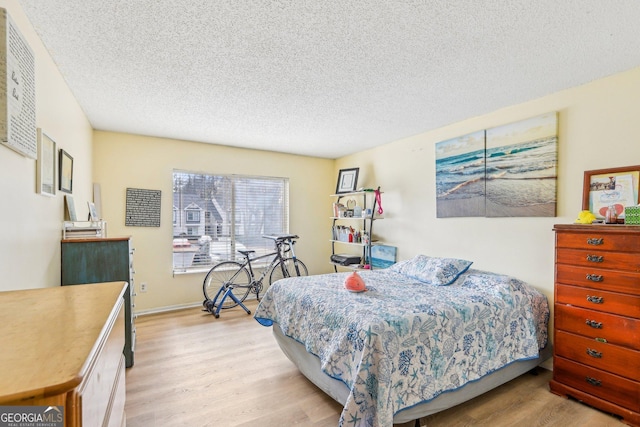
[203,261,252,309]
[269,257,308,286]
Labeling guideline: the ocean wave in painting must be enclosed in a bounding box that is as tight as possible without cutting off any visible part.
[436,136,557,206]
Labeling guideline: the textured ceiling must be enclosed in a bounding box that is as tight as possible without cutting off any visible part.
[17,1,640,159]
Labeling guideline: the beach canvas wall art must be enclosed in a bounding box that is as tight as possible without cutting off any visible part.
[436,130,486,218]
[435,112,558,218]
[485,112,558,217]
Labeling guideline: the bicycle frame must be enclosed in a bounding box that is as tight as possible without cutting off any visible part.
[286,239,302,276]
[242,250,282,288]
[225,238,296,289]
[203,234,305,318]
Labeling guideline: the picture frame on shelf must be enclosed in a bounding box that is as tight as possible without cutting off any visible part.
[59,149,73,193]
[64,195,77,221]
[583,165,640,219]
[335,168,359,194]
[87,201,98,221]
[36,129,56,196]
[370,245,397,269]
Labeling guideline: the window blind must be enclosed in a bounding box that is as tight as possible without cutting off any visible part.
[172,171,289,272]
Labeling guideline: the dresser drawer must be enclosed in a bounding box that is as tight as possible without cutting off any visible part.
[556,284,640,318]
[553,356,640,412]
[556,231,640,252]
[556,248,640,272]
[77,304,125,427]
[556,264,640,296]
[555,303,640,350]
[105,355,126,427]
[555,330,640,380]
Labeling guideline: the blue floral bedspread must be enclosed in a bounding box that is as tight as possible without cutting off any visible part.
[254,268,549,427]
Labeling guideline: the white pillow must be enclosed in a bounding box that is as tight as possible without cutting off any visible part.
[389,254,473,286]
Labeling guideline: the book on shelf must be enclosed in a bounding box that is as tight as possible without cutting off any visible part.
[332,225,369,243]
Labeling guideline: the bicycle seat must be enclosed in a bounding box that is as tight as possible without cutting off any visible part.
[263,234,299,242]
[237,250,255,257]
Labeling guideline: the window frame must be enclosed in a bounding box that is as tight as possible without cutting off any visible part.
[185,208,201,223]
[172,170,290,274]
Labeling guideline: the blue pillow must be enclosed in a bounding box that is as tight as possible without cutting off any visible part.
[389,254,473,286]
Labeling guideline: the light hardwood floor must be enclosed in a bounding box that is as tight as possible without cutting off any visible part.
[126,300,625,427]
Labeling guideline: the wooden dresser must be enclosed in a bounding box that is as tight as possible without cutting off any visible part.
[61,236,136,367]
[0,282,127,427]
[550,224,640,426]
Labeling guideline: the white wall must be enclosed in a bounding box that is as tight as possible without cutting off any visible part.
[0,1,93,291]
[93,131,335,312]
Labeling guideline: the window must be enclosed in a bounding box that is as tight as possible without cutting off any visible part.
[186,209,200,223]
[172,171,289,272]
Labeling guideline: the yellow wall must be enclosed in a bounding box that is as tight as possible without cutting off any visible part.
[337,66,640,369]
[3,0,640,327]
[93,67,640,321]
[93,132,335,312]
[0,1,93,291]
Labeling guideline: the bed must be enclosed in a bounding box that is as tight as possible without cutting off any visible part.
[254,255,551,427]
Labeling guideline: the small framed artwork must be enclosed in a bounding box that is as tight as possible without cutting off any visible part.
[59,149,74,193]
[335,168,359,194]
[36,129,56,196]
[583,165,640,219]
[87,201,98,221]
[370,245,397,269]
[64,195,77,221]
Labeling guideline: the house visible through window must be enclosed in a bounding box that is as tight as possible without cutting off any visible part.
[172,171,289,272]
[186,207,200,223]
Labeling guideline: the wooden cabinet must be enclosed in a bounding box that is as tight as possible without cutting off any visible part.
[61,237,135,368]
[0,282,127,427]
[550,224,640,426]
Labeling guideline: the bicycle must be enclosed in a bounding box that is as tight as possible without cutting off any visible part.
[202,234,308,318]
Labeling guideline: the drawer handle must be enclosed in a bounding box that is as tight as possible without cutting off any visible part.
[586,274,603,282]
[586,348,603,358]
[585,376,602,387]
[586,254,604,263]
[586,295,604,304]
[585,319,603,329]
[587,238,604,246]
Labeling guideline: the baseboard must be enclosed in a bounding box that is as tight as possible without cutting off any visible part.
[134,295,259,317]
[134,301,203,317]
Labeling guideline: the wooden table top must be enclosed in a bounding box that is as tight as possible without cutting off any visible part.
[0,282,126,403]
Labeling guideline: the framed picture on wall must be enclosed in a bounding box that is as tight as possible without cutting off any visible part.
[583,165,640,219]
[59,149,74,193]
[335,168,359,194]
[36,129,56,196]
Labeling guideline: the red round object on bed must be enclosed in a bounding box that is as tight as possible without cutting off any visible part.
[344,271,366,292]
